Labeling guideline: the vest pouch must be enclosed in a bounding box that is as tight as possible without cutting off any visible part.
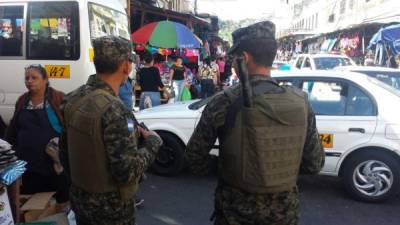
[118,178,139,201]
[240,101,307,193]
[220,87,308,194]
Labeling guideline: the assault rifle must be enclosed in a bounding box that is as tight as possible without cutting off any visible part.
[236,57,253,107]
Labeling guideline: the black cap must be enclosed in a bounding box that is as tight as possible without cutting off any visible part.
[228,21,276,55]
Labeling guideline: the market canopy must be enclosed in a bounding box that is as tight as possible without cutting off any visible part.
[368,24,400,54]
[131,20,201,49]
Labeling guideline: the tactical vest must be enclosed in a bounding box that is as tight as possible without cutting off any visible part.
[64,89,138,200]
[220,83,308,194]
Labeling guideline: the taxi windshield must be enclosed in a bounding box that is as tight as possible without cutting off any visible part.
[314,57,352,70]
[88,3,129,40]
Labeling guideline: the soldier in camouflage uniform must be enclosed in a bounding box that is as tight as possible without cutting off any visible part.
[186,21,325,225]
[60,36,162,225]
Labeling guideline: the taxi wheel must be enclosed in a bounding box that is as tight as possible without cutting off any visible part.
[342,151,400,203]
[150,132,185,177]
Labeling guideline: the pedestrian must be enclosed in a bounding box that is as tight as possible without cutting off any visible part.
[199,58,216,98]
[138,53,164,110]
[388,55,398,68]
[169,57,186,102]
[210,57,220,88]
[6,64,69,211]
[119,79,134,111]
[223,57,233,82]
[60,36,163,225]
[396,55,400,69]
[217,57,226,84]
[186,21,325,225]
[119,52,138,111]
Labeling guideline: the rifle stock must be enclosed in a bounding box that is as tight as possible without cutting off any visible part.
[236,58,253,107]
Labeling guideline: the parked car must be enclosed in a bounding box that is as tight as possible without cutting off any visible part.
[136,70,400,202]
[292,54,356,70]
[335,66,400,90]
[272,61,291,70]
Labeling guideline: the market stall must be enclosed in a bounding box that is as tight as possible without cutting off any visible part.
[368,24,400,66]
[131,20,202,105]
[0,139,27,224]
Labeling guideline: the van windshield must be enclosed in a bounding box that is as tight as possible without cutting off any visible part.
[88,3,129,40]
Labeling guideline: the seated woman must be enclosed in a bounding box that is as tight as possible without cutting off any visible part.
[138,54,164,110]
[6,64,69,210]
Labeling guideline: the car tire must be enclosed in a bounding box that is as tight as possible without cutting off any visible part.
[342,151,400,203]
[150,132,185,177]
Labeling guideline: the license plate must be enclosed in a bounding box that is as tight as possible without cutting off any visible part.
[319,133,334,149]
[45,65,70,79]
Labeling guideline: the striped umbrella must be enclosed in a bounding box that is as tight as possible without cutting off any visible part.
[132,21,201,49]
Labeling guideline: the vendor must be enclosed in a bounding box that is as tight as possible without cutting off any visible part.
[6,64,69,208]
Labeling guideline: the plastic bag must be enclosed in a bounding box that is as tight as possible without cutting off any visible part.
[0,160,27,186]
[144,96,152,109]
[181,87,192,101]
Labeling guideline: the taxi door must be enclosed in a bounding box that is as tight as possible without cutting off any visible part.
[300,78,378,174]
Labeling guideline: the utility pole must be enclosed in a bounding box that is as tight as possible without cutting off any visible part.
[194,0,198,15]
[127,0,131,33]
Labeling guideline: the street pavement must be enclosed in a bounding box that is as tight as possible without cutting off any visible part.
[136,172,400,225]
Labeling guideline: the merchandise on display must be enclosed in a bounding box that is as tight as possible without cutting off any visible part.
[0,139,27,186]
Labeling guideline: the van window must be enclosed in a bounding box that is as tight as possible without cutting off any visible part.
[88,3,129,40]
[0,5,24,57]
[27,2,79,60]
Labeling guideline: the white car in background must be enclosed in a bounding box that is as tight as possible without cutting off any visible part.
[136,70,400,202]
[335,66,400,90]
[292,54,356,70]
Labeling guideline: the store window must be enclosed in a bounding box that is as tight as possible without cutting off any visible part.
[88,3,129,40]
[27,2,79,60]
[0,5,24,57]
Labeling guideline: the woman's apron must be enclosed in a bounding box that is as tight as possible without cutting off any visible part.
[16,103,58,176]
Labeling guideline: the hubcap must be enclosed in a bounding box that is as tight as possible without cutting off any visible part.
[156,145,175,167]
[353,160,393,197]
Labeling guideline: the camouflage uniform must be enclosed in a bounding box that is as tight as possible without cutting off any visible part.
[60,36,162,225]
[186,22,325,225]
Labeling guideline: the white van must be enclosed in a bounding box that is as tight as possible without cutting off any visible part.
[0,0,130,123]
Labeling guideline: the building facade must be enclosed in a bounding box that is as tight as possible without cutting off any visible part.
[278,0,400,38]
[153,0,194,13]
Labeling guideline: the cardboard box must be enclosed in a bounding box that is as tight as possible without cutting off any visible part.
[0,189,14,225]
[20,192,57,222]
[21,192,55,211]
[24,204,57,222]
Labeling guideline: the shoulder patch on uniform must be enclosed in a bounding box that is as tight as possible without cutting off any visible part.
[127,118,134,132]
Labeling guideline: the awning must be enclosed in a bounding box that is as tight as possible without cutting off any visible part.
[191,15,211,24]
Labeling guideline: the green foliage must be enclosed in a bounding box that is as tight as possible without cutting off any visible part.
[219,18,269,44]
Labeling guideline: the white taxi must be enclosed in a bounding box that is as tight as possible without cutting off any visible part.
[136,70,400,202]
[292,54,356,70]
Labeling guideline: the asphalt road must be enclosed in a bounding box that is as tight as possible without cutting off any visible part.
[136,172,400,225]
